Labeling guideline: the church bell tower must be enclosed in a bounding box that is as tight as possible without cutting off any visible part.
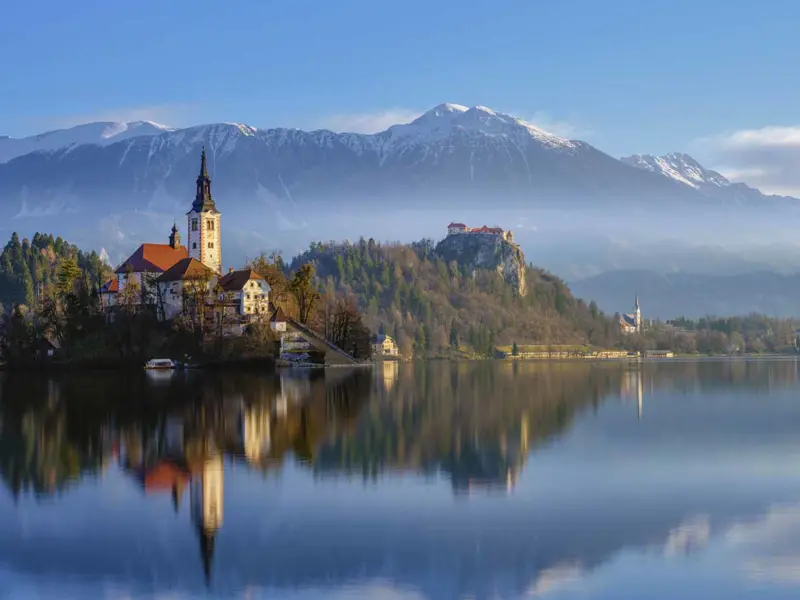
[187,147,222,274]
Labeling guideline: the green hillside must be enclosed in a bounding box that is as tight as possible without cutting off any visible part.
[290,238,619,357]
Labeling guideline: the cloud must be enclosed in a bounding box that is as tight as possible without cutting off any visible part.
[723,503,800,585]
[317,109,421,133]
[521,111,585,140]
[526,563,584,597]
[28,103,195,133]
[693,125,800,197]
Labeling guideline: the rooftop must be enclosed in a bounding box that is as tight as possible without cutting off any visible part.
[156,257,216,283]
[218,268,266,292]
[116,243,188,274]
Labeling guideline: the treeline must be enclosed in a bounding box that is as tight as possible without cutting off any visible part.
[621,314,800,355]
[0,232,108,310]
[289,238,619,357]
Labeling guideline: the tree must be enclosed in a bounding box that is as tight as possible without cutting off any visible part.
[56,259,81,298]
[290,263,321,324]
[512,342,519,356]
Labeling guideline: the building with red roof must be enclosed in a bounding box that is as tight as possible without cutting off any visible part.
[217,268,271,319]
[446,223,514,242]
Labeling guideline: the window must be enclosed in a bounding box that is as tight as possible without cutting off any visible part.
[207,220,215,231]
[191,219,198,232]
[192,242,197,249]
[208,242,214,249]
[246,294,251,300]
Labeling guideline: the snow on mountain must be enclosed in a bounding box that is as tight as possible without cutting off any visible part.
[620,153,730,189]
[382,103,579,152]
[0,120,174,164]
[621,152,794,205]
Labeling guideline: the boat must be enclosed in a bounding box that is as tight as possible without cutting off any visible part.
[144,358,178,370]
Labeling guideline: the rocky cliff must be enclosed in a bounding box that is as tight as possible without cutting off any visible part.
[435,233,527,296]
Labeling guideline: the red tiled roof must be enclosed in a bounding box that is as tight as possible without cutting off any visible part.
[116,243,188,274]
[473,225,504,234]
[218,269,265,292]
[100,278,119,293]
[156,257,216,283]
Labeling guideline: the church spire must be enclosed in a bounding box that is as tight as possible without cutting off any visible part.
[169,221,181,249]
[192,146,217,213]
[200,146,209,178]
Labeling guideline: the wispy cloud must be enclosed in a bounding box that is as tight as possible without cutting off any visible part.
[27,103,196,133]
[693,125,800,197]
[316,109,421,133]
[520,111,586,140]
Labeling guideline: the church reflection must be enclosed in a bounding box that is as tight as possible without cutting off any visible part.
[109,369,371,584]
[621,366,644,421]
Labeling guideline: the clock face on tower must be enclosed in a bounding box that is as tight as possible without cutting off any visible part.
[186,148,222,274]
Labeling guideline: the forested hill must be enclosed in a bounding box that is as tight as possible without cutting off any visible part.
[0,232,109,310]
[290,238,619,356]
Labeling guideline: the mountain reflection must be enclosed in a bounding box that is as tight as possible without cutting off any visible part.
[3,359,800,598]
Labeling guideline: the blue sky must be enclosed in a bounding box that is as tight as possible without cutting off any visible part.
[2,0,799,190]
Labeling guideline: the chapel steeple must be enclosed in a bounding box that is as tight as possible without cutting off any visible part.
[187,147,222,274]
[192,146,218,214]
[169,222,181,249]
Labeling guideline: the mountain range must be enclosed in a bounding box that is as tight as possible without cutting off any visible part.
[1,103,787,218]
[2,102,800,317]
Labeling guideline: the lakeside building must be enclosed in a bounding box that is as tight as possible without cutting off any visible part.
[99,149,271,330]
[619,295,643,335]
[372,334,399,357]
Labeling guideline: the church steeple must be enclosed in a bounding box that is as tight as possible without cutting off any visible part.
[187,146,223,273]
[169,222,181,249]
[192,146,218,213]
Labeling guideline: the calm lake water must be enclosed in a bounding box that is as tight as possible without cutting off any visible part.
[5,360,800,599]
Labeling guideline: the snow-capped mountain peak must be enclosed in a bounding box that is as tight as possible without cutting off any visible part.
[391,103,578,151]
[621,152,731,189]
[0,120,174,164]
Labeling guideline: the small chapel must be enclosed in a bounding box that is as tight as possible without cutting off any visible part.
[100,149,272,326]
[619,294,643,335]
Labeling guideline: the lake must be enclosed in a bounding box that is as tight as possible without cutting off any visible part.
[3,360,800,599]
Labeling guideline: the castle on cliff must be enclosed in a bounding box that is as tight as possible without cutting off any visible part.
[447,222,514,243]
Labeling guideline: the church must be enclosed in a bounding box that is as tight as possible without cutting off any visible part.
[619,295,643,335]
[100,149,272,326]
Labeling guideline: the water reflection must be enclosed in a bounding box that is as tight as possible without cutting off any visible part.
[3,360,800,598]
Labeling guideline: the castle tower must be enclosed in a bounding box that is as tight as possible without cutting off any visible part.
[191,454,223,586]
[634,293,642,332]
[187,148,222,274]
[169,222,181,250]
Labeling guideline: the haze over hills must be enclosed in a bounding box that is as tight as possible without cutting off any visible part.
[1,103,800,315]
[570,269,800,320]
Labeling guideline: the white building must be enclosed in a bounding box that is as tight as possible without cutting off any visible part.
[155,258,218,320]
[101,224,188,309]
[217,269,271,319]
[620,295,643,334]
[372,334,399,357]
[100,149,273,329]
[187,148,222,275]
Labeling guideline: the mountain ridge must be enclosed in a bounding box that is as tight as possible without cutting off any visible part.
[621,152,796,205]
